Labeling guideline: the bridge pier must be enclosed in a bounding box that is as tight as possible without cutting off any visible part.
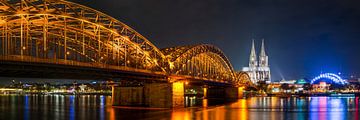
[112,81,184,108]
[204,86,244,99]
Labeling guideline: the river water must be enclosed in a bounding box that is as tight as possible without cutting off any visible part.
[0,95,358,120]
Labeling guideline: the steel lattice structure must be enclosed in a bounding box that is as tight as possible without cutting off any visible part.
[0,0,250,86]
[162,44,236,83]
[235,72,254,87]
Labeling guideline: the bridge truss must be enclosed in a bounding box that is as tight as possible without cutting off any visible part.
[0,0,250,86]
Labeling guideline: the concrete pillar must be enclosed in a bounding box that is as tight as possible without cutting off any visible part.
[144,83,171,108]
[144,82,184,108]
[238,87,244,98]
[225,87,239,99]
[203,87,207,99]
[112,86,144,106]
[206,87,225,98]
[112,82,184,108]
[172,82,185,107]
[204,86,244,99]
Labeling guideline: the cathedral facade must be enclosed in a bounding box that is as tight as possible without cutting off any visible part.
[242,40,271,84]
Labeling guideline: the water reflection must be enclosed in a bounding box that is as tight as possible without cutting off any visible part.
[24,95,29,120]
[0,95,359,120]
[181,96,359,120]
[0,94,113,120]
[69,95,75,120]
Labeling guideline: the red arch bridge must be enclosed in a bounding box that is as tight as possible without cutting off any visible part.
[0,0,253,108]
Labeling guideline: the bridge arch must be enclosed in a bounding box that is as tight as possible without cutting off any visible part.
[235,72,253,86]
[162,44,237,83]
[310,73,348,85]
[0,0,165,71]
[0,0,249,86]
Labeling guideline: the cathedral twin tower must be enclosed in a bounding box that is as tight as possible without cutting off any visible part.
[242,40,271,84]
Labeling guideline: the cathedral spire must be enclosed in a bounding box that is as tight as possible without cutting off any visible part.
[260,39,266,57]
[251,39,256,57]
[249,39,257,67]
[259,39,268,67]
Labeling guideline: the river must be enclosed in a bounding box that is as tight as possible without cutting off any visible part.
[0,95,358,120]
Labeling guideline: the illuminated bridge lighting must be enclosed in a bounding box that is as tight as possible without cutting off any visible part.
[0,0,253,87]
[310,73,348,85]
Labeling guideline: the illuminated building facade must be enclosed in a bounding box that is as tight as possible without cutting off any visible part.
[242,40,271,84]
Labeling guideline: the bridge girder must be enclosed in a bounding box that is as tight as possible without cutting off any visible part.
[162,44,240,84]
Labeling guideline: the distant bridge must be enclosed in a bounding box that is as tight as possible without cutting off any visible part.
[310,73,348,85]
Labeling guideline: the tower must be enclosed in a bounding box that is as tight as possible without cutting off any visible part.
[242,39,271,84]
[247,39,258,83]
[249,39,258,68]
[258,39,271,83]
[259,39,268,67]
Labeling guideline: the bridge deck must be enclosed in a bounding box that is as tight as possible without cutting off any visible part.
[0,56,167,81]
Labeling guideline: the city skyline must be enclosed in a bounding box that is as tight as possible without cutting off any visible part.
[0,1,359,119]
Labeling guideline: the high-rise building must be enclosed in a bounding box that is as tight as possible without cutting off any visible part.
[242,39,271,84]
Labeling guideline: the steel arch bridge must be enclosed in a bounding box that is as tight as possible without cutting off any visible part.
[0,0,250,86]
[310,73,348,85]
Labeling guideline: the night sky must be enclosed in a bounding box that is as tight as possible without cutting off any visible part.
[68,0,360,81]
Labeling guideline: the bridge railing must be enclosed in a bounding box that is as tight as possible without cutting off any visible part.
[169,74,230,84]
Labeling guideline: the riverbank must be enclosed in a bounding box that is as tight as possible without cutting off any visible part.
[1,91,111,96]
[267,92,360,97]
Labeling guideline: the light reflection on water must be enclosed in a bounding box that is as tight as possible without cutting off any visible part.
[0,95,358,120]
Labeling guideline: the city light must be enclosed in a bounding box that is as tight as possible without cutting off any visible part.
[0,0,360,120]
[310,73,348,85]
